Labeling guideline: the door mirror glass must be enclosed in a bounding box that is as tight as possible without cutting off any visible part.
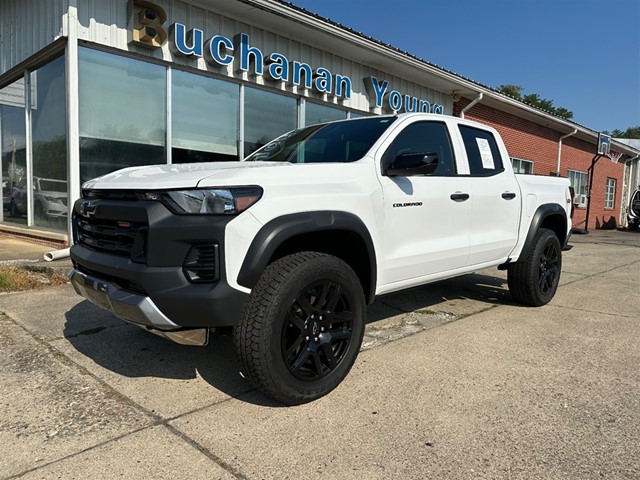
[384,153,439,177]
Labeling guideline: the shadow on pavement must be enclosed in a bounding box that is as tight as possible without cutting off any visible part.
[368,272,514,322]
[63,272,514,407]
[63,303,282,407]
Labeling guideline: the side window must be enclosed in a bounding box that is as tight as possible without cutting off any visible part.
[382,122,456,176]
[459,125,504,176]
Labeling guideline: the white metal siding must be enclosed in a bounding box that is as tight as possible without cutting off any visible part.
[75,0,451,114]
[0,0,68,75]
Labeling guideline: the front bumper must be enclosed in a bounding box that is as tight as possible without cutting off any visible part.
[69,193,250,332]
[68,267,208,345]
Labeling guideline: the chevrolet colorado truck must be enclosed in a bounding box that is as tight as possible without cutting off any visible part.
[69,113,572,405]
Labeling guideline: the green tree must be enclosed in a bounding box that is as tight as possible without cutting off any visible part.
[554,107,573,119]
[498,84,523,100]
[498,85,573,120]
[604,127,640,139]
[619,126,640,139]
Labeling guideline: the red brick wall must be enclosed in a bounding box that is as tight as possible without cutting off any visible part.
[454,100,624,230]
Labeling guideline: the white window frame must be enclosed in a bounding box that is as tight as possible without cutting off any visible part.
[511,157,533,174]
[567,169,588,196]
[605,177,616,209]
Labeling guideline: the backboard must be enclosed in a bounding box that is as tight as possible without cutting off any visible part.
[597,133,611,156]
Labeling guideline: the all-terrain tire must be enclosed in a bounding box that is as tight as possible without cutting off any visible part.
[508,228,562,307]
[233,252,365,405]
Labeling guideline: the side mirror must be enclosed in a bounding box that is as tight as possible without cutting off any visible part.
[384,152,439,177]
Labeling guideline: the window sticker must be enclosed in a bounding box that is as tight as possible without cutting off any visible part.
[476,138,494,169]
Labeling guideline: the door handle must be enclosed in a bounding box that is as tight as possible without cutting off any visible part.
[501,192,516,200]
[450,192,470,201]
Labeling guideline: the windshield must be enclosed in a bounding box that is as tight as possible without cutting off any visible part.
[244,116,397,163]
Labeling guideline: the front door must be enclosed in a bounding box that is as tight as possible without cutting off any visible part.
[377,120,471,287]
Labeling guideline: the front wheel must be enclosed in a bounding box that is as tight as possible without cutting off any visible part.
[234,252,365,405]
[508,228,562,307]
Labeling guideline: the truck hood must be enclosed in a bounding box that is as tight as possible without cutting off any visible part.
[82,162,293,190]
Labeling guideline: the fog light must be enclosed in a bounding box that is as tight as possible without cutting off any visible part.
[183,244,219,283]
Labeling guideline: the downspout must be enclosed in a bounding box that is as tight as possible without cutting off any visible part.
[624,155,640,226]
[556,129,577,175]
[460,92,483,119]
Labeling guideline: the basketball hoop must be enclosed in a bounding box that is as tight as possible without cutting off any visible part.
[608,151,623,164]
[597,133,611,156]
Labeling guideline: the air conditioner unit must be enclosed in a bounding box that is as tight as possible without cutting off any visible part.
[573,194,587,207]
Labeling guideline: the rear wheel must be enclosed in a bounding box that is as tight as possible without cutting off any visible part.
[508,228,562,306]
[234,252,365,405]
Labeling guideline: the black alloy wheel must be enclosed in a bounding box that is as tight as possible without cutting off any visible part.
[234,251,365,405]
[508,228,562,307]
[282,280,355,381]
[538,241,559,295]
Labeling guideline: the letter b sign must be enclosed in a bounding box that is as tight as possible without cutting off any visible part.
[129,0,167,48]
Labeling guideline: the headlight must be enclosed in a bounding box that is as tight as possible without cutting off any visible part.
[145,187,262,215]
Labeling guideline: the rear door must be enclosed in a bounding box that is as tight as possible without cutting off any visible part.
[458,125,520,266]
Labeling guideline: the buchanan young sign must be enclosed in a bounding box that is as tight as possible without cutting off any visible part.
[129,0,443,114]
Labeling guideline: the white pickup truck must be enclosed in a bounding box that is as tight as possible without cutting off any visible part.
[69,113,572,404]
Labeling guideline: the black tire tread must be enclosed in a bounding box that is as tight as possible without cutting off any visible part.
[508,228,561,307]
[234,251,364,405]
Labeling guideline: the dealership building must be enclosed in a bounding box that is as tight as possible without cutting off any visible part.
[1,0,639,246]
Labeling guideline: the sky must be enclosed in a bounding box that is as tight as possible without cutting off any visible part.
[290,0,640,133]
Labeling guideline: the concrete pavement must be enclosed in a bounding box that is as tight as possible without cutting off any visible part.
[1,231,639,479]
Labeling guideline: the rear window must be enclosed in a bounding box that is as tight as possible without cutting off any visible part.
[459,125,504,176]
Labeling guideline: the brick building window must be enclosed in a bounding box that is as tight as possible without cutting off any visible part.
[567,169,588,196]
[605,177,616,209]
[511,157,533,174]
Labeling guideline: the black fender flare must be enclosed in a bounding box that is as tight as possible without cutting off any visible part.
[518,203,568,261]
[237,211,377,302]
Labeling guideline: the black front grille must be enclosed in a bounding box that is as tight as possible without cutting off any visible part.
[83,190,141,201]
[76,217,147,257]
[76,264,147,295]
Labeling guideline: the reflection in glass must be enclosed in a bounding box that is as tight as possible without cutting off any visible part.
[305,102,346,126]
[172,70,239,163]
[78,47,166,182]
[31,55,68,231]
[245,116,397,164]
[1,80,27,226]
[244,87,296,156]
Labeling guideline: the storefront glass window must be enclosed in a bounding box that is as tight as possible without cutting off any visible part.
[172,69,239,163]
[305,102,347,126]
[31,55,67,231]
[0,79,26,226]
[244,87,296,156]
[78,47,166,182]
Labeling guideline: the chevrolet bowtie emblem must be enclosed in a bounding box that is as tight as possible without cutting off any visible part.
[80,200,98,217]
